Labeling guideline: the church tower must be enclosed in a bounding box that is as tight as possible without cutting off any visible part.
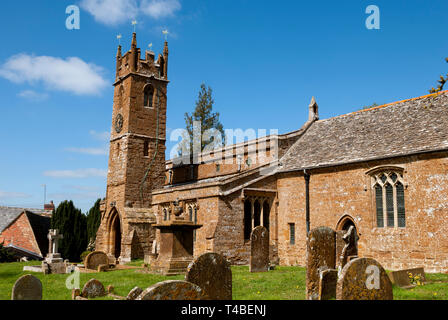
[95,33,169,262]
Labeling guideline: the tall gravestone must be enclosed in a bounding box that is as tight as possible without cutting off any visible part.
[249,226,270,273]
[306,226,336,300]
[336,257,393,300]
[11,275,42,300]
[186,252,232,300]
[137,280,205,300]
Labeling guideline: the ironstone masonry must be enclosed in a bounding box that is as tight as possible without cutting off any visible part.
[95,32,448,273]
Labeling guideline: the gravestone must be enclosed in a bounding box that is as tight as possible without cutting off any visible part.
[11,274,42,300]
[127,286,143,300]
[306,226,336,300]
[85,251,109,271]
[81,279,106,298]
[336,257,393,300]
[389,267,426,288]
[337,226,359,276]
[319,269,338,300]
[185,252,232,300]
[249,226,270,273]
[137,280,205,300]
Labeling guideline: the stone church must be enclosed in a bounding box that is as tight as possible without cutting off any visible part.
[95,33,448,273]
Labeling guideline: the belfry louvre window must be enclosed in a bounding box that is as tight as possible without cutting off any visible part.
[372,171,406,228]
[144,85,154,108]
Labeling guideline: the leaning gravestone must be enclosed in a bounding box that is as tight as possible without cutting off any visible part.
[306,226,336,300]
[11,274,42,300]
[185,252,232,300]
[249,226,270,273]
[389,267,426,288]
[81,279,106,298]
[137,280,205,300]
[85,251,109,271]
[336,257,393,300]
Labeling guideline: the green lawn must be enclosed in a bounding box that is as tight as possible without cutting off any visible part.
[1,261,447,300]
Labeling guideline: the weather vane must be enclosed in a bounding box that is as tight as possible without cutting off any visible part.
[132,20,138,32]
[162,29,169,41]
[117,34,122,45]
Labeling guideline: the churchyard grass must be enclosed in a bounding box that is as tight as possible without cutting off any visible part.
[1,261,448,300]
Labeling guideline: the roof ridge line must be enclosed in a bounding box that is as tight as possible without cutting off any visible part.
[319,90,448,122]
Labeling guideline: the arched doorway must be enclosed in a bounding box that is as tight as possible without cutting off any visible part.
[244,200,252,240]
[108,209,122,259]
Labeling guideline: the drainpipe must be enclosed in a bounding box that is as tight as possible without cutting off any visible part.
[304,169,310,234]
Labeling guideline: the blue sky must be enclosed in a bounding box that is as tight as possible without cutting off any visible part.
[0,0,446,212]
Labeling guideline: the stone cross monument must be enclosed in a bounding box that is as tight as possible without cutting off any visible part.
[45,229,64,263]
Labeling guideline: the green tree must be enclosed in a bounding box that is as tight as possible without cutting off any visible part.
[86,198,102,245]
[50,200,87,262]
[179,83,225,157]
[429,57,448,93]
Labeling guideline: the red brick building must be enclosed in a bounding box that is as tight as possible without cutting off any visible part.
[0,207,52,260]
[96,33,448,272]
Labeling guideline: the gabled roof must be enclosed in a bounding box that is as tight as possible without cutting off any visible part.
[0,207,25,233]
[25,211,51,257]
[279,91,448,172]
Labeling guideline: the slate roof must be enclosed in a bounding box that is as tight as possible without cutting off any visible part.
[0,207,25,233]
[280,91,448,172]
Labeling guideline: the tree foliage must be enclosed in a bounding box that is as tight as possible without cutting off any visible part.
[179,83,225,156]
[429,57,448,93]
[50,200,87,262]
[86,198,102,244]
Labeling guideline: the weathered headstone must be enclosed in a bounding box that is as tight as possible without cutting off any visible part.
[81,279,106,298]
[336,257,393,300]
[185,252,232,300]
[319,269,338,300]
[306,226,336,300]
[127,286,143,300]
[249,226,270,273]
[389,267,426,288]
[85,251,109,271]
[137,280,205,300]
[11,274,42,300]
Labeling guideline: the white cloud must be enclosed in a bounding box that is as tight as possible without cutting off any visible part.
[80,0,139,25]
[17,90,49,101]
[0,54,108,96]
[89,130,110,142]
[65,147,109,156]
[0,191,32,199]
[43,168,107,178]
[141,0,181,19]
[80,0,181,25]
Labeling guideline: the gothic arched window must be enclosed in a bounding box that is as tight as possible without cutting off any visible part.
[143,85,154,108]
[371,170,406,228]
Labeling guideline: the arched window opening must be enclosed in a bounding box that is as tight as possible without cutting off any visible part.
[371,170,406,229]
[144,85,154,108]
